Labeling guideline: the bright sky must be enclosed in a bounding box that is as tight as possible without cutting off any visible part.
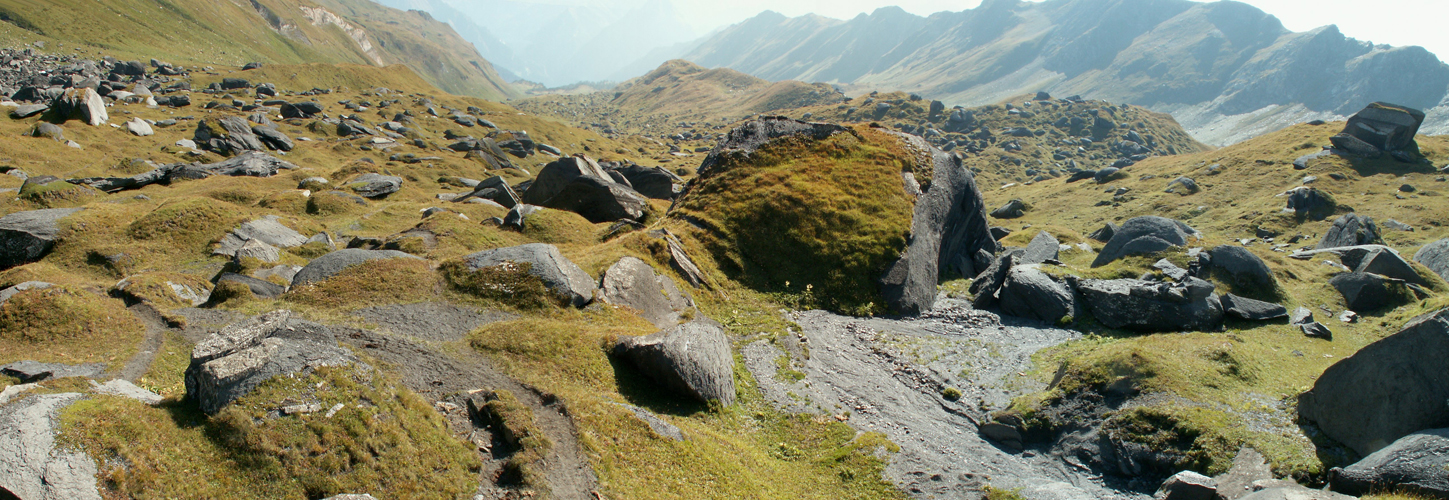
[637,0,1448,61]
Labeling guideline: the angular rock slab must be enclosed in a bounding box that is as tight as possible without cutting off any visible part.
[520,155,611,206]
[0,208,82,269]
[347,173,403,199]
[291,249,422,287]
[541,175,650,223]
[459,243,596,308]
[1330,427,1449,498]
[1092,216,1198,267]
[614,319,736,406]
[1316,213,1382,250]
[601,256,692,329]
[997,264,1077,323]
[1299,308,1449,456]
[184,310,359,414]
[1077,278,1224,332]
[0,392,100,500]
[1415,238,1449,283]
[214,215,308,257]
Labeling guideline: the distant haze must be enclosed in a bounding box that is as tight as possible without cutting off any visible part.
[431,0,1448,86]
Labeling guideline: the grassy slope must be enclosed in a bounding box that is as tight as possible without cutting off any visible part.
[0,58,901,499]
[987,123,1449,479]
[0,0,517,100]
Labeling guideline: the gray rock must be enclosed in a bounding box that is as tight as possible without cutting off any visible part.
[601,257,692,329]
[291,249,422,287]
[997,264,1077,323]
[0,281,51,305]
[217,272,285,299]
[1329,102,1424,158]
[1206,246,1277,294]
[459,243,596,307]
[254,264,302,284]
[9,103,47,119]
[184,311,359,414]
[1316,213,1381,249]
[214,216,308,257]
[1092,216,1198,267]
[252,125,294,152]
[1293,149,1335,170]
[697,117,845,178]
[1220,294,1288,321]
[613,319,735,405]
[124,117,153,137]
[30,122,64,141]
[54,87,107,126]
[503,204,542,230]
[0,208,83,269]
[1282,187,1336,220]
[195,116,265,155]
[0,392,100,500]
[1021,231,1060,264]
[89,379,163,405]
[1077,278,1224,332]
[460,176,519,208]
[1329,272,1409,312]
[1154,258,1189,281]
[990,226,1012,241]
[1355,247,1427,285]
[1299,308,1449,456]
[539,175,650,223]
[1156,470,1216,500]
[652,230,711,289]
[970,252,1018,310]
[347,173,403,199]
[611,402,685,441]
[1095,167,1122,183]
[1237,486,1354,500]
[520,156,611,206]
[1330,427,1449,498]
[1289,307,1315,326]
[1089,223,1118,242]
[991,199,1027,219]
[1214,448,1275,500]
[1414,238,1449,282]
[233,239,280,264]
[614,165,681,200]
[1166,177,1200,195]
[1288,244,1397,269]
[0,360,105,383]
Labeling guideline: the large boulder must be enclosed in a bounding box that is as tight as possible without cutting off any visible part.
[540,175,650,223]
[458,243,596,307]
[347,173,403,199]
[990,199,1027,219]
[1220,294,1288,321]
[1329,102,1425,158]
[459,176,520,208]
[0,208,83,269]
[1282,187,1337,220]
[1077,278,1224,332]
[291,249,422,287]
[0,392,100,500]
[879,130,999,314]
[1316,213,1382,249]
[184,311,358,414]
[613,165,681,199]
[1355,246,1428,286]
[54,87,107,126]
[1092,216,1198,267]
[613,319,735,405]
[1020,231,1060,264]
[1415,239,1449,282]
[1329,272,1411,312]
[1205,246,1277,295]
[1299,308,1449,456]
[696,117,845,177]
[520,156,611,205]
[1155,471,1216,500]
[600,257,692,329]
[996,264,1077,323]
[1329,428,1449,498]
[195,116,265,155]
[213,216,308,257]
[251,125,294,152]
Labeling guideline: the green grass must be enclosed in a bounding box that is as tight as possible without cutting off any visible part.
[60,366,481,499]
[284,258,439,308]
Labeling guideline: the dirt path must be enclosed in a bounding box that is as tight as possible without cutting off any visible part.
[111,304,168,383]
[744,298,1146,499]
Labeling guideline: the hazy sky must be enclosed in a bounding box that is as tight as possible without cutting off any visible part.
[506,0,1449,61]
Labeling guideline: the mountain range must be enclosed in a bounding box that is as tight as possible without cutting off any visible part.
[664,0,1449,145]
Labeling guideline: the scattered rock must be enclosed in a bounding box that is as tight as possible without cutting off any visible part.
[1316,213,1381,249]
[538,175,650,223]
[124,117,153,136]
[1089,223,1118,242]
[1299,308,1449,456]
[214,216,308,257]
[1091,216,1198,267]
[458,176,519,208]
[184,311,359,414]
[89,379,163,405]
[1220,294,1288,321]
[613,319,736,405]
[30,122,64,141]
[1166,177,1200,195]
[1204,245,1277,294]
[520,155,611,206]
[991,199,1027,219]
[1416,239,1449,282]
[1382,219,1414,231]
[1354,247,1427,285]
[996,264,1078,323]
[347,173,403,199]
[291,249,423,287]
[1329,272,1410,312]
[600,257,693,329]
[458,243,596,307]
[195,116,264,155]
[1282,187,1335,220]
[1020,231,1059,264]
[1238,486,1354,500]
[1156,470,1216,500]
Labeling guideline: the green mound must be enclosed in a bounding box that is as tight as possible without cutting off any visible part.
[672,125,916,313]
[0,285,143,366]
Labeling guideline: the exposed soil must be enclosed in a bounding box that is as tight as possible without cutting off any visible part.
[744,297,1147,499]
[111,304,168,382]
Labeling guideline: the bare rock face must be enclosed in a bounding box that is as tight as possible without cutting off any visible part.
[0,208,83,270]
[1329,102,1425,158]
[1077,277,1224,333]
[54,87,107,126]
[195,116,265,156]
[459,243,596,308]
[1329,428,1449,498]
[183,311,359,415]
[520,156,611,205]
[614,319,735,406]
[0,392,101,500]
[600,256,693,329]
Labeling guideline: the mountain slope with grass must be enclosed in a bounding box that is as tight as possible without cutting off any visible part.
[669,0,1449,146]
[0,0,518,100]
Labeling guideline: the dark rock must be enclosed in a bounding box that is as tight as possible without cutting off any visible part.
[0,208,82,269]
[1330,428,1449,498]
[54,87,107,126]
[216,273,285,299]
[254,83,277,97]
[196,116,265,155]
[184,311,358,414]
[1089,223,1118,242]
[1316,213,1381,249]
[613,319,735,405]
[1095,167,1121,184]
[460,176,520,208]
[1156,471,1216,500]
[459,243,596,307]
[990,227,1012,241]
[697,117,846,177]
[1166,176,1200,194]
[1220,294,1288,321]
[503,204,541,230]
[1020,231,1059,264]
[281,101,323,119]
[1077,278,1224,332]
[291,249,422,287]
[346,173,403,199]
[1329,272,1410,312]
[1283,187,1336,220]
[539,175,651,223]
[1092,216,1198,267]
[251,125,294,152]
[1290,307,1315,326]
[979,422,1023,450]
[991,199,1027,219]
[997,264,1077,323]
[112,60,146,76]
[1300,308,1449,456]
[1414,238,1449,282]
[600,256,692,329]
[1355,247,1427,285]
[219,78,250,90]
[242,62,263,71]
[1329,102,1425,158]
[614,165,681,199]
[969,253,1016,310]
[1206,246,1276,294]
[520,156,611,206]
[9,103,46,119]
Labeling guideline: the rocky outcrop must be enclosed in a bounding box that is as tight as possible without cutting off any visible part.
[195,116,266,156]
[459,243,596,307]
[520,156,611,205]
[0,392,100,500]
[1204,245,1277,295]
[1329,272,1412,312]
[1092,216,1198,267]
[996,264,1077,323]
[1077,278,1223,332]
[1020,231,1060,265]
[1330,428,1449,498]
[612,165,681,199]
[54,87,106,126]
[1329,102,1425,159]
[216,273,286,299]
[600,257,692,329]
[1316,213,1381,249]
[214,216,308,258]
[1415,239,1449,282]
[1282,187,1336,220]
[184,311,358,414]
[347,173,403,199]
[1299,308,1449,456]
[0,208,82,269]
[696,118,846,177]
[1220,294,1288,321]
[541,175,651,223]
[613,319,735,405]
[71,153,297,193]
[458,176,519,208]
[291,249,423,287]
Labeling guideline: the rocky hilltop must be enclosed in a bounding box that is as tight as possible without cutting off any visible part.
[671,0,1449,146]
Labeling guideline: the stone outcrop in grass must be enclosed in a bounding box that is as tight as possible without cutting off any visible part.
[614,318,735,405]
[184,311,359,414]
[0,208,82,269]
